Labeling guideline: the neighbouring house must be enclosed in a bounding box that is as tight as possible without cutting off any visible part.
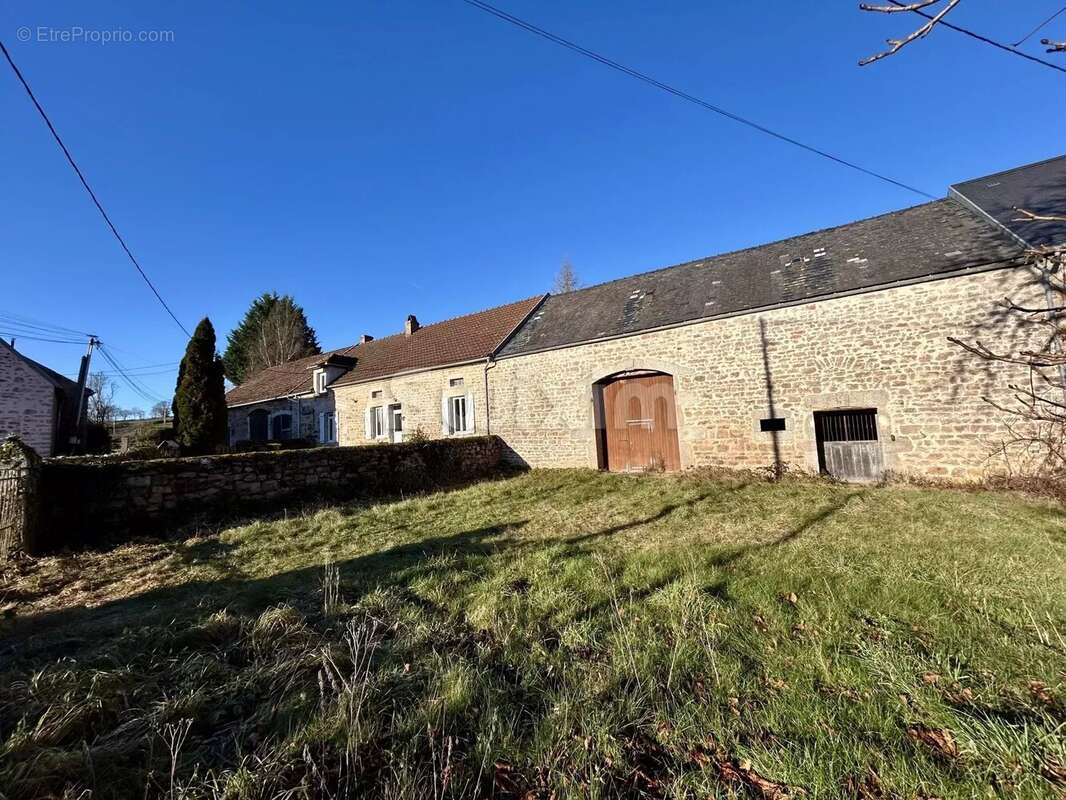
[224,350,359,446]
[224,297,544,447]
[227,154,1065,480]
[0,338,90,456]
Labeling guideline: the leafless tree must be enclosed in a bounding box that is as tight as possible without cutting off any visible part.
[857,4,1065,474]
[553,260,580,294]
[87,372,118,425]
[151,400,171,422]
[859,1,1064,65]
[948,215,1066,477]
[246,300,316,375]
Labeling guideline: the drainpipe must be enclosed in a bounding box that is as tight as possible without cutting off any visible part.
[483,357,495,436]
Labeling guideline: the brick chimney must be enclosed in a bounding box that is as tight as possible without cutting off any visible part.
[405,315,419,336]
[359,334,374,344]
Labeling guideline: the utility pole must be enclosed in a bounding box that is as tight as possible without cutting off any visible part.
[71,335,99,450]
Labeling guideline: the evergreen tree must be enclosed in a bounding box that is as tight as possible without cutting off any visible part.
[174,318,228,453]
[171,356,185,436]
[223,293,320,384]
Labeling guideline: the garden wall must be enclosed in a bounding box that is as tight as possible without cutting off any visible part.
[35,436,504,552]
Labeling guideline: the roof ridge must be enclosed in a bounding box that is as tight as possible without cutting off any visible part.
[551,200,945,299]
[322,294,547,353]
[951,153,1066,188]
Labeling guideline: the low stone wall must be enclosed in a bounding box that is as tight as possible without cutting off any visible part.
[37,436,504,551]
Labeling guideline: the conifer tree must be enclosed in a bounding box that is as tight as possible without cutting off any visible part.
[174,318,228,452]
[223,293,320,384]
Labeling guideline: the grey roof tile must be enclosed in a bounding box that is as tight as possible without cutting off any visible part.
[951,154,1066,249]
[498,198,1021,358]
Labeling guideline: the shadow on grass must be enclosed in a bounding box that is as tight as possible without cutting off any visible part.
[2,480,859,675]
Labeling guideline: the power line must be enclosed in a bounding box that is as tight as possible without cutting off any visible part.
[1012,6,1066,47]
[97,345,166,404]
[461,0,937,200]
[0,310,94,338]
[0,331,86,345]
[0,39,192,337]
[889,0,1066,75]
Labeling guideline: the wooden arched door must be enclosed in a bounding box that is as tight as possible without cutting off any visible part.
[599,373,681,472]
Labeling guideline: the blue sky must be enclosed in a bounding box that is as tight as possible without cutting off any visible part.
[2,1,1064,410]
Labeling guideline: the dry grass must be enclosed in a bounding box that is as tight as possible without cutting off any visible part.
[1,469,1065,798]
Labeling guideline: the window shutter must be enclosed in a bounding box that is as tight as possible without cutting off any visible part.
[465,393,475,433]
[441,396,451,436]
[385,406,394,436]
[318,413,324,443]
[364,407,372,440]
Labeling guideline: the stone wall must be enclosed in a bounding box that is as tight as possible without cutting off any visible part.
[333,362,488,446]
[0,344,56,457]
[38,436,504,550]
[487,266,1045,479]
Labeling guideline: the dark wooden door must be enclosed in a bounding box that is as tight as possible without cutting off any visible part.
[602,374,681,472]
[248,410,269,442]
[815,409,884,482]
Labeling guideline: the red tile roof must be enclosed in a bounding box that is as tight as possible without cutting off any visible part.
[225,295,544,406]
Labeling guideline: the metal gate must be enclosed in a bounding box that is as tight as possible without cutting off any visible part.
[815,409,884,482]
[0,461,25,557]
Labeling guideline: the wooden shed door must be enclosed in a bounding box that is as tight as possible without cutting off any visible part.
[248,410,269,442]
[815,409,884,483]
[602,374,681,472]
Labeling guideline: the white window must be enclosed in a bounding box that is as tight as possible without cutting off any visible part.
[366,405,385,439]
[313,369,328,396]
[319,411,336,443]
[442,393,475,435]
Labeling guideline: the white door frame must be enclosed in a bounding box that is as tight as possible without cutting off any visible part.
[389,403,404,443]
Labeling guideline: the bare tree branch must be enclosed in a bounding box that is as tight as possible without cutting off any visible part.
[948,206,1066,477]
[1012,208,1066,224]
[859,0,962,65]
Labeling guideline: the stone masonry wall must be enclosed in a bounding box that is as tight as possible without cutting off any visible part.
[333,362,488,446]
[228,394,337,445]
[488,266,1045,479]
[38,436,504,550]
[0,344,56,457]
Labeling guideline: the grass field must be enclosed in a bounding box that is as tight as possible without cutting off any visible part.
[2,469,1065,799]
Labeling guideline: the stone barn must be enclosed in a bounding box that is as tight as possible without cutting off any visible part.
[227,154,1065,481]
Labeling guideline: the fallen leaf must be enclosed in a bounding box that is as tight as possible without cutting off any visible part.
[753,614,770,632]
[718,755,806,799]
[493,761,526,798]
[921,672,941,685]
[1042,758,1066,786]
[944,684,974,704]
[907,725,958,760]
[784,592,799,606]
[1030,681,1055,706]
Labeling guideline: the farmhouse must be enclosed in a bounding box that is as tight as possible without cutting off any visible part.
[0,338,89,456]
[227,155,1065,480]
[225,297,543,447]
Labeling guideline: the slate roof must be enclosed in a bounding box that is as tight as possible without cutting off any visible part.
[951,154,1066,250]
[497,198,1022,358]
[226,296,544,405]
